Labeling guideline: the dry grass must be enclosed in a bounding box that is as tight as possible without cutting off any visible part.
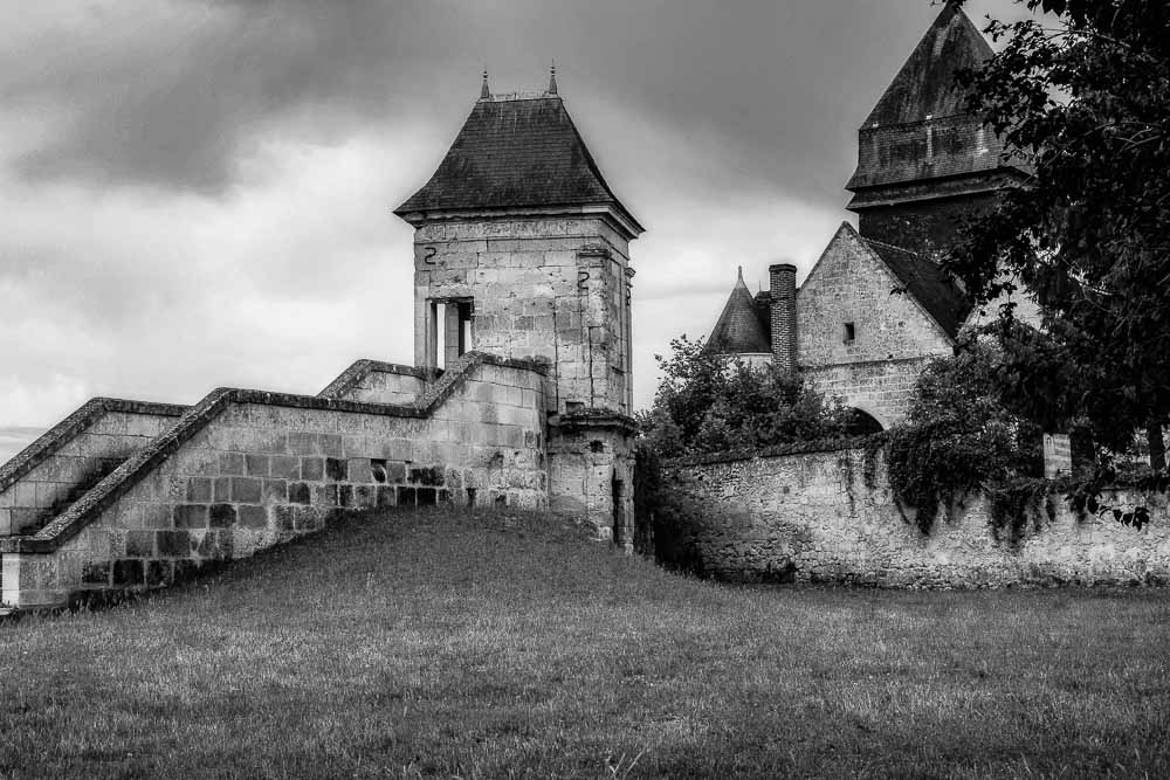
[1,508,1168,778]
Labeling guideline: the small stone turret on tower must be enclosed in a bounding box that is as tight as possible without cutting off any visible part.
[845,2,1027,258]
[707,267,771,361]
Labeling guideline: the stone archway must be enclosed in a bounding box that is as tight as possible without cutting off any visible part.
[844,407,884,435]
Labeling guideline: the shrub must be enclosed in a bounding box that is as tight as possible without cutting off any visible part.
[639,335,850,458]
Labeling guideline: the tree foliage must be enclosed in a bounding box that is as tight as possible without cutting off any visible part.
[950,0,1170,460]
[638,336,851,458]
[888,340,1044,533]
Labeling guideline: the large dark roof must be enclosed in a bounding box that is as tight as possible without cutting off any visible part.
[863,238,971,339]
[863,3,993,128]
[707,269,772,355]
[395,95,640,232]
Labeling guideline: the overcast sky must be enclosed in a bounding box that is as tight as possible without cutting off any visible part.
[0,0,1034,461]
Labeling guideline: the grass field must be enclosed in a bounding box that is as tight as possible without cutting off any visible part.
[1,509,1168,778]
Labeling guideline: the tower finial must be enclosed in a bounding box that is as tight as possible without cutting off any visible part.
[548,60,558,96]
[480,68,490,100]
[737,265,744,282]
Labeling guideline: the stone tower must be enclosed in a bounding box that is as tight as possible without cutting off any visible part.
[394,72,642,544]
[845,2,1027,258]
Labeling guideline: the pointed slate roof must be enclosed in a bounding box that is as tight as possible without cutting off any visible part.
[863,2,993,128]
[395,93,642,235]
[862,237,971,339]
[707,268,772,355]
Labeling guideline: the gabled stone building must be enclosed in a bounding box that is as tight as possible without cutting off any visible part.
[708,3,1030,428]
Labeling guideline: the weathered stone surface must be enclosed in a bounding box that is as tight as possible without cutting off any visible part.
[112,559,143,586]
[288,482,311,505]
[173,505,209,529]
[209,504,237,529]
[665,445,1170,588]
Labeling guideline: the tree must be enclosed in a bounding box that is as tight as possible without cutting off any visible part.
[887,340,1044,533]
[949,0,1170,468]
[638,336,851,458]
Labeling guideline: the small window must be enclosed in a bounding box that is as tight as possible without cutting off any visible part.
[844,322,856,343]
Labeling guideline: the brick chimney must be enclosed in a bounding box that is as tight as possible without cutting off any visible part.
[769,263,797,372]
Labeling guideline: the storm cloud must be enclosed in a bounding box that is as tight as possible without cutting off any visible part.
[0,0,1034,459]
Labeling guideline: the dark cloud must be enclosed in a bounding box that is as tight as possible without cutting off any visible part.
[0,0,1040,434]
[2,0,1030,197]
[5,0,437,192]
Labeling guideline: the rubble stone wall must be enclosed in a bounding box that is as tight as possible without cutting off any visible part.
[803,358,930,428]
[796,226,951,425]
[662,445,1170,587]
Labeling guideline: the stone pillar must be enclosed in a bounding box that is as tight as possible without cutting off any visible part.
[443,302,462,368]
[1043,433,1072,479]
[769,263,797,372]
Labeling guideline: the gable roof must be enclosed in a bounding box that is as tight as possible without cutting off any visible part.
[863,3,993,128]
[707,268,772,355]
[394,94,642,234]
[862,237,971,339]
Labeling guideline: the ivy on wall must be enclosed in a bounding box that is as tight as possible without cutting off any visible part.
[887,340,1044,535]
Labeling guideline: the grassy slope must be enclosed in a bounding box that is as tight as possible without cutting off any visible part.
[1,510,1168,779]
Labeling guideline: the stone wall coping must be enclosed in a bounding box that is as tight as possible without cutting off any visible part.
[0,352,547,555]
[416,352,548,410]
[553,407,639,434]
[0,398,189,495]
[318,360,430,399]
[663,433,887,468]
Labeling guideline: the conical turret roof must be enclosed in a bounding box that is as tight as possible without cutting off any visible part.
[863,2,993,128]
[707,268,772,355]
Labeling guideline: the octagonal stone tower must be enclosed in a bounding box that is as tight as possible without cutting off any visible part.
[394,72,643,544]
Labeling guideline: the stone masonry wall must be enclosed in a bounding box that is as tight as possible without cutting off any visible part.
[1,358,547,608]
[662,446,1170,587]
[412,217,633,416]
[0,400,186,536]
[547,421,635,546]
[803,357,931,428]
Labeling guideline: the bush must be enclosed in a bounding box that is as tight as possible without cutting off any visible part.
[638,335,850,458]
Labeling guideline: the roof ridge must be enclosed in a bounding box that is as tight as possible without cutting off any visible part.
[861,236,924,257]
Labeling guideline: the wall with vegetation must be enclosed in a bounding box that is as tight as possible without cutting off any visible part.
[660,443,1170,587]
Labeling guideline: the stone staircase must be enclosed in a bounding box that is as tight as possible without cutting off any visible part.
[0,398,187,539]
